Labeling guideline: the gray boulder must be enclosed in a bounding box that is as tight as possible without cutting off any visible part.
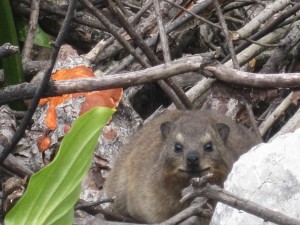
[210,128,300,225]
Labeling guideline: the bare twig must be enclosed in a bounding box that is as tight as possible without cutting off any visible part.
[223,1,259,12]
[259,19,300,74]
[153,0,193,109]
[275,106,300,137]
[203,63,300,88]
[243,37,281,48]
[235,0,290,40]
[82,208,134,223]
[288,43,300,73]
[75,198,114,210]
[21,0,41,61]
[162,0,222,30]
[225,27,285,68]
[159,202,209,225]
[84,0,153,63]
[153,0,171,62]
[86,0,153,64]
[131,0,153,25]
[80,0,147,67]
[19,0,107,31]
[74,202,208,225]
[259,92,294,136]
[75,199,134,222]
[0,55,208,105]
[113,0,131,17]
[0,106,33,177]
[157,81,186,109]
[213,0,239,69]
[223,2,300,62]
[183,182,300,225]
[245,101,263,142]
[0,0,77,164]
[223,16,244,25]
[107,0,158,64]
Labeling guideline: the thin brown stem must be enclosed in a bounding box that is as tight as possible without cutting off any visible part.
[213,0,239,69]
[190,183,300,225]
[22,0,41,61]
[153,0,193,109]
[162,0,222,30]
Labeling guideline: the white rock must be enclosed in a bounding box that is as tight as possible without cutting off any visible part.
[210,128,300,225]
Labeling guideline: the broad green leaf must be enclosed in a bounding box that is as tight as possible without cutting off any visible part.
[51,208,74,225]
[0,0,26,110]
[5,107,115,225]
[49,186,80,225]
[16,17,52,49]
[46,185,81,225]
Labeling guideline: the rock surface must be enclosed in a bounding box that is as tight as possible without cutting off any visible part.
[210,128,300,225]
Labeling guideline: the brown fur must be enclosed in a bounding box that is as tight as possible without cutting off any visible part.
[105,110,260,223]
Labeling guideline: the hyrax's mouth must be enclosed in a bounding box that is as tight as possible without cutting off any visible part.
[178,167,210,176]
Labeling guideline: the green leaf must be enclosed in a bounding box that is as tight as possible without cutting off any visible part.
[51,208,75,225]
[16,17,52,49]
[5,107,115,225]
[0,0,26,110]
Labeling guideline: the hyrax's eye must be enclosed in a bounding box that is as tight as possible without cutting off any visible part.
[174,143,183,153]
[203,142,213,152]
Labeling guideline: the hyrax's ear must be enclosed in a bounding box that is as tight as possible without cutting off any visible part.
[215,123,230,142]
[160,121,173,139]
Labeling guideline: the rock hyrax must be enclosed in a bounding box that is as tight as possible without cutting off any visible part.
[105,110,260,223]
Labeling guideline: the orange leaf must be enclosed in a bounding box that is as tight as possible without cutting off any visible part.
[39,66,122,130]
[37,135,51,152]
[52,65,94,80]
[99,89,123,107]
[79,89,123,115]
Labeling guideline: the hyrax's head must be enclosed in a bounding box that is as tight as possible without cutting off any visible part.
[159,115,234,185]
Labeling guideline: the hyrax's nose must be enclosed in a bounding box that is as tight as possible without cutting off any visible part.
[186,153,199,167]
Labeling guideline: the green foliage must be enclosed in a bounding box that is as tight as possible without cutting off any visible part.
[16,17,52,49]
[0,0,26,110]
[5,107,115,225]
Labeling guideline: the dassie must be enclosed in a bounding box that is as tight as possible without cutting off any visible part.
[105,110,260,223]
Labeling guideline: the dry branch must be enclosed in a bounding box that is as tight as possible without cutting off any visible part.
[74,202,207,225]
[0,106,33,177]
[225,27,285,68]
[259,92,294,136]
[223,2,300,63]
[235,0,290,39]
[275,106,300,137]
[204,63,300,88]
[0,55,209,105]
[213,0,239,69]
[21,0,41,61]
[152,0,193,109]
[183,181,300,225]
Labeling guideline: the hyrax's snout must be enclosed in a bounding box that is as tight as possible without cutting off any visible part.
[186,152,199,168]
